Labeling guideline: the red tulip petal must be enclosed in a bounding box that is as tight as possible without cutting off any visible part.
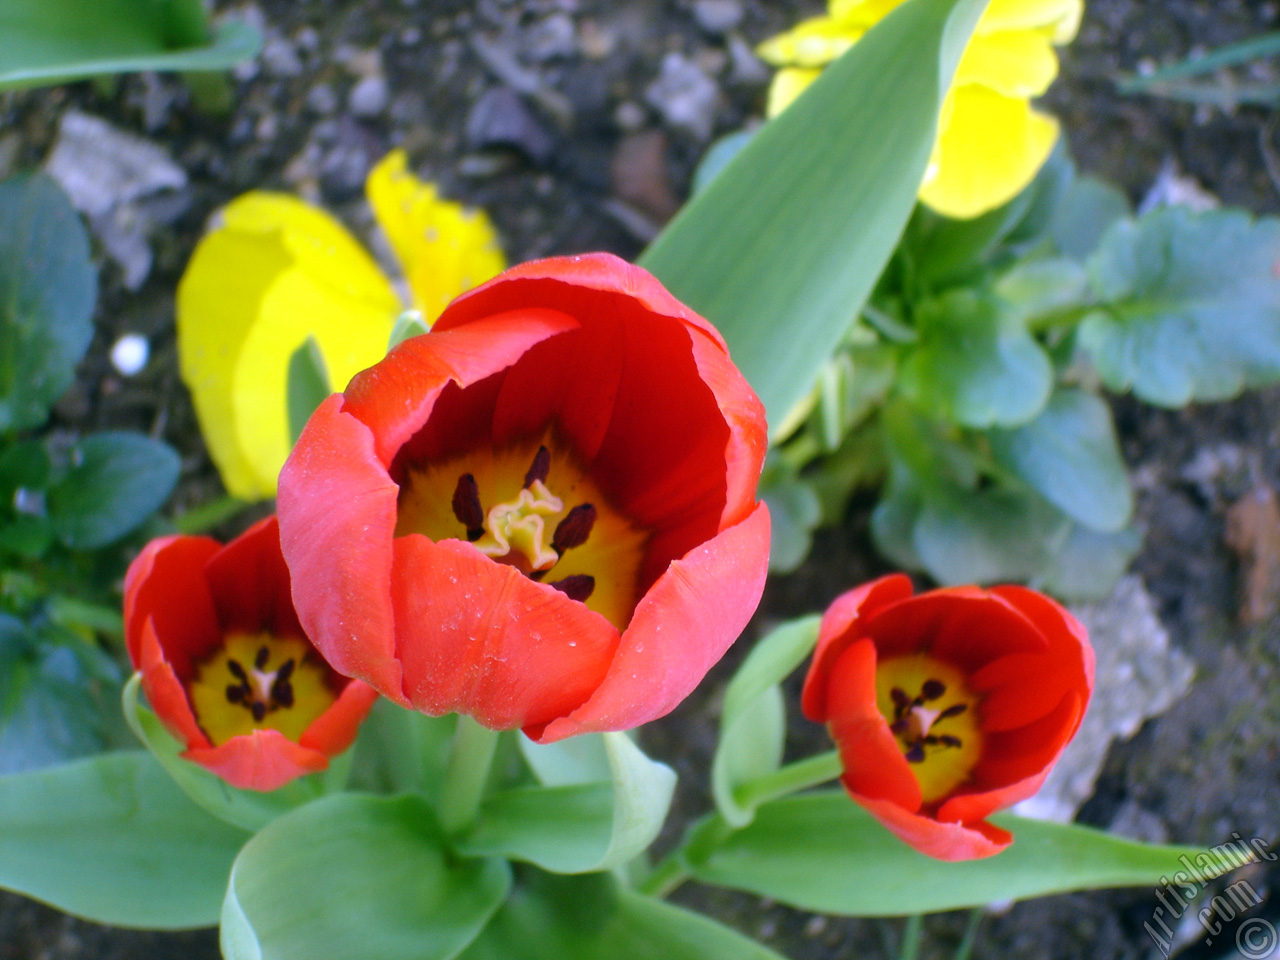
[801,574,914,722]
[532,500,771,743]
[991,585,1095,694]
[299,680,381,755]
[856,793,1013,861]
[204,516,302,641]
[823,637,922,810]
[277,395,404,700]
[123,535,221,675]
[341,309,579,466]
[137,621,210,749]
[183,728,329,792]
[864,590,1046,671]
[389,535,620,730]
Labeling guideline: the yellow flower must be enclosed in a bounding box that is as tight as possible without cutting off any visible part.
[177,150,505,500]
[758,0,1083,219]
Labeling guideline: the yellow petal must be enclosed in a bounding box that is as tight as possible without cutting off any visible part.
[828,0,906,25]
[365,150,506,323]
[955,29,1059,98]
[979,0,1082,40]
[918,85,1059,220]
[765,66,824,118]
[177,192,400,499]
[756,14,862,69]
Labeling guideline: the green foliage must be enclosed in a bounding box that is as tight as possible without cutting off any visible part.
[0,0,260,90]
[685,793,1244,916]
[0,751,247,928]
[285,335,331,446]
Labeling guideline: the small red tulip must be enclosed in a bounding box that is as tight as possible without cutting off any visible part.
[277,253,770,742]
[124,517,378,791]
[803,574,1094,861]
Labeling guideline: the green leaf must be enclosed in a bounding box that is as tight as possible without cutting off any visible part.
[1050,175,1130,261]
[221,794,510,960]
[712,615,820,828]
[387,309,430,350]
[348,698,457,800]
[1080,206,1280,405]
[45,432,180,549]
[462,732,675,873]
[1032,523,1143,601]
[639,0,987,426]
[690,129,756,196]
[0,0,260,89]
[995,257,1089,323]
[900,289,1053,428]
[0,751,247,928]
[0,173,95,431]
[458,871,790,960]
[286,335,331,446]
[759,463,821,574]
[123,674,350,833]
[517,731,611,787]
[988,388,1133,532]
[689,792,1245,916]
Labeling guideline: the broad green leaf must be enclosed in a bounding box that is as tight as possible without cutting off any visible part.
[286,335,331,446]
[518,731,611,787]
[690,129,756,196]
[348,698,457,800]
[995,257,1089,323]
[1080,206,1280,405]
[639,0,987,426]
[0,751,246,928]
[712,615,820,828]
[462,732,675,873]
[0,0,260,89]
[221,794,510,960]
[458,871,789,960]
[899,289,1053,428]
[988,388,1133,533]
[869,462,928,571]
[1032,523,1142,601]
[122,674,350,834]
[759,464,821,574]
[0,173,95,431]
[45,432,180,549]
[1050,175,1130,261]
[689,793,1245,916]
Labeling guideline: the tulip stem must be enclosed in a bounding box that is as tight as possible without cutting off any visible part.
[899,914,923,960]
[437,716,500,835]
[732,749,843,810]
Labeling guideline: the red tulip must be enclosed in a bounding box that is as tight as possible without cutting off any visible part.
[803,574,1094,861]
[124,517,379,791]
[277,253,770,742]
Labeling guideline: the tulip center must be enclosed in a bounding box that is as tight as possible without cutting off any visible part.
[396,440,647,629]
[187,633,336,746]
[875,655,982,804]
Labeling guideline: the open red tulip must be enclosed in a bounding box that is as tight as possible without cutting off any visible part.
[124,516,379,791]
[277,252,770,742]
[803,574,1094,861]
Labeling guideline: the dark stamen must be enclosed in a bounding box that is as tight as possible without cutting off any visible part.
[451,473,486,541]
[890,718,908,734]
[937,703,967,720]
[921,679,946,701]
[938,735,962,748]
[550,574,595,602]
[552,504,597,553]
[524,445,551,488]
[273,680,295,708]
[890,688,911,714]
[276,659,295,682]
[255,645,270,670]
[904,744,926,763]
[226,684,245,704]
[227,659,247,681]
[251,701,266,722]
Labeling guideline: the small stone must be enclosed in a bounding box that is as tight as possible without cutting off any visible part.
[261,36,303,77]
[524,13,576,61]
[577,18,616,59]
[693,0,743,35]
[644,52,721,141]
[613,100,647,132]
[349,74,390,117]
[307,83,339,115]
[465,87,555,164]
[110,334,149,376]
[611,129,678,221]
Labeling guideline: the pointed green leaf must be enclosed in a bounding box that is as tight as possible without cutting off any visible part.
[712,615,820,828]
[0,751,247,929]
[387,310,430,350]
[988,388,1133,532]
[639,0,987,426]
[458,871,790,960]
[462,732,675,873]
[221,794,510,960]
[1080,206,1280,405]
[689,792,1247,916]
[348,699,457,800]
[0,173,95,431]
[286,335,331,446]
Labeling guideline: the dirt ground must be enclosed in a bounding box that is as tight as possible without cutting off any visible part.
[2,0,1280,958]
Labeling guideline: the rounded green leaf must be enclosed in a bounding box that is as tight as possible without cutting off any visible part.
[221,794,510,960]
[0,751,247,929]
[913,487,1067,585]
[689,792,1245,916]
[0,172,95,431]
[46,431,180,549]
[1050,175,1131,261]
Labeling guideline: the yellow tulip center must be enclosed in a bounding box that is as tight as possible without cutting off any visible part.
[874,654,982,805]
[396,440,647,630]
[188,633,336,746]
